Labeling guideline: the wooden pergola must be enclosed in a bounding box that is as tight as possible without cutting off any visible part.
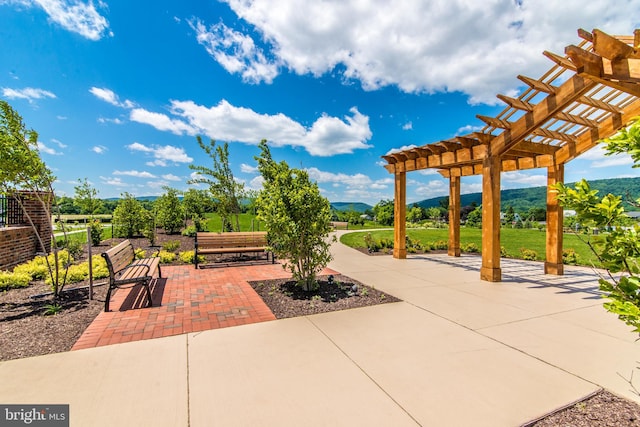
[382,28,640,282]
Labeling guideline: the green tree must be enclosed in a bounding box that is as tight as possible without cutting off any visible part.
[156,187,184,234]
[406,205,424,223]
[426,207,441,223]
[112,193,147,238]
[255,140,334,291]
[554,118,640,335]
[504,205,515,226]
[73,178,102,216]
[373,199,394,226]
[189,137,244,231]
[466,205,482,227]
[0,100,70,297]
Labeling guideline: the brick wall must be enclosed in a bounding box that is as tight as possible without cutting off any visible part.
[0,191,52,270]
[0,226,37,270]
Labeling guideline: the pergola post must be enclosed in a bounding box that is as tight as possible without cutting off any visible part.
[393,171,407,259]
[545,163,564,275]
[448,175,461,257]
[481,155,501,282]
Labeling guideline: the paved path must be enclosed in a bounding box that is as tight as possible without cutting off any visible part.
[1,231,639,426]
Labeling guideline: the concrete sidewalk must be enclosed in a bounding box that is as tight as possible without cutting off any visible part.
[1,231,639,426]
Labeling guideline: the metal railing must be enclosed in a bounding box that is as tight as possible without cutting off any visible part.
[0,195,25,227]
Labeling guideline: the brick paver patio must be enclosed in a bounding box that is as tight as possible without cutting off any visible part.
[72,262,337,350]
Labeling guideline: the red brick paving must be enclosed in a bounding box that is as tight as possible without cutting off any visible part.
[72,263,338,350]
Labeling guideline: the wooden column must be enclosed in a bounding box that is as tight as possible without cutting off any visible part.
[545,163,564,275]
[393,171,407,259]
[481,155,501,282]
[448,175,461,257]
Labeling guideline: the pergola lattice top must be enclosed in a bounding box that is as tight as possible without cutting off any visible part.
[382,28,640,178]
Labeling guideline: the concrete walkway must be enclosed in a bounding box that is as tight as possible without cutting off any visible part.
[1,231,639,426]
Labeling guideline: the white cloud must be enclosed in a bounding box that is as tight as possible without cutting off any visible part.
[456,124,484,135]
[592,156,634,169]
[190,19,279,84]
[214,0,639,104]
[161,173,181,181]
[386,145,416,155]
[97,117,124,124]
[37,141,62,155]
[100,176,126,186]
[402,121,413,130]
[133,99,372,156]
[241,163,258,174]
[51,138,67,148]
[113,170,157,179]
[90,87,134,108]
[502,171,546,187]
[57,115,67,120]
[31,0,111,40]
[248,175,264,190]
[126,142,193,166]
[2,87,56,102]
[415,180,447,198]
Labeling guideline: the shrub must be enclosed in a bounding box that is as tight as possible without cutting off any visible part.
[134,248,146,259]
[162,240,181,252]
[563,248,580,265]
[13,257,49,280]
[90,220,103,246]
[379,237,394,249]
[113,193,147,237]
[363,233,380,252]
[158,250,176,264]
[519,248,538,261]
[0,271,31,290]
[62,239,83,259]
[433,240,448,250]
[179,250,205,264]
[182,225,197,237]
[500,246,509,257]
[462,242,479,253]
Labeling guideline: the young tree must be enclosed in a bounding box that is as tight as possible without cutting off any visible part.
[156,187,184,234]
[112,193,148,238]
[73,178,102,216]
[255,140,334,291]
[189,137,244,231]
[0,100,70,297]
[406,205,424,223]
[554,118,640,335]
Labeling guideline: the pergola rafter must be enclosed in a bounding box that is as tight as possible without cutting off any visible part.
[382,28,640,282]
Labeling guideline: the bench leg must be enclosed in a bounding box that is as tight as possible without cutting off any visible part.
[105,285,114,312]
[143,279,153,308]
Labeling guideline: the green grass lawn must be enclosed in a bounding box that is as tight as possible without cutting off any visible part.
[203,213,265,232]
[340,227,601,267]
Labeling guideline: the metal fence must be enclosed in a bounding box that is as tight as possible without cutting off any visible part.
[0,195,24,227]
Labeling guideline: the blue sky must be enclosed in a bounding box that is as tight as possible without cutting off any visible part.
[1,0,639,205]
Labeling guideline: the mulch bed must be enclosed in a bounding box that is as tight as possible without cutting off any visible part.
[249,274,400,319]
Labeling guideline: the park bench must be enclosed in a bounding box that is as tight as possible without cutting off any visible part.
[194,231,273,268]
[101,240,161,312]
[330,221,349,230]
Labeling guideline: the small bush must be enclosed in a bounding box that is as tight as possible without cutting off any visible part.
[364,233,381,252]
[179,250,205,264]
[158,250,176,264]
[520,248,538,261]
[462,242,479,253]
[0,271,31,290]
[162,240,181,252]
[182,225,197,237]
[433,240,448,250]
[500,246,509,257]
[90,220,103,245]
[134,248,146,259]
[13,258,48,280]
[380,238,394,249]
[563,248,580,265]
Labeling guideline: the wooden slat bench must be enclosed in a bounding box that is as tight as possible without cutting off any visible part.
[101,240,161,312]
[194,231,273,268]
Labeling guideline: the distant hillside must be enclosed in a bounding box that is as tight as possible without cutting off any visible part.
[414,177,640,212]
[330,202,373,213]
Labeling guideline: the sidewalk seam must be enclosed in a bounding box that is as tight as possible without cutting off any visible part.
[305,316,423,427]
